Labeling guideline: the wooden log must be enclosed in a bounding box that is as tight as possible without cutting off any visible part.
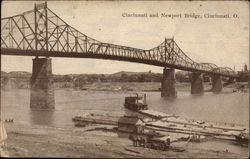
[163,120,246,132]
[146,124,237,138]
[72,117,118,126]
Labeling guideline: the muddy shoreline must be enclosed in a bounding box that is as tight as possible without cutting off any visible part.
[2,121,248,158]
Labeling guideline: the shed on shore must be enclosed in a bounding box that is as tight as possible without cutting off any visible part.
[118,116,145,133]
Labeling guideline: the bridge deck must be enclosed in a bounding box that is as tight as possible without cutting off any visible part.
[1,2,237,78]
[1,48,237,78]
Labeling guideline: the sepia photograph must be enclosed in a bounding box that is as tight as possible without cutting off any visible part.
[0,0,249,158]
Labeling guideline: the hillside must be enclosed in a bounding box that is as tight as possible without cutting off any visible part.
[111,71,152,77]
[0,71,162,90]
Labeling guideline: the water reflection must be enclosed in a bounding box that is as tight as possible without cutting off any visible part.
[191,93,204,99]
[29,109,55,126]
[160,96,177,102]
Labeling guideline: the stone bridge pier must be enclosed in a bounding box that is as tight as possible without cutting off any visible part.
[211,74,222,93]
[30,57,55,109]
[161,68,177,98]
[191,73,204,94]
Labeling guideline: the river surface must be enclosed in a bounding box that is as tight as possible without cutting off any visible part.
[1,89,249,128]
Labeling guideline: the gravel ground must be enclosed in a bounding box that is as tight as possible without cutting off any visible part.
[2,123,248,158]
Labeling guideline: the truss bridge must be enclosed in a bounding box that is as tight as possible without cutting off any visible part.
[1,2,238,109]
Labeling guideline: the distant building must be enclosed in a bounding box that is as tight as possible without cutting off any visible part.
[237,64,250,82]
[244,64,248,71]
[117,116,145,134]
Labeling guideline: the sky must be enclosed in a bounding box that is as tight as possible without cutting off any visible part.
[1,1,249,74]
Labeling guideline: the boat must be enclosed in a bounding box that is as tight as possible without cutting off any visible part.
[124,93,148,111]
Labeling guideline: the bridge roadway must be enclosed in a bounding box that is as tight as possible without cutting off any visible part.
[1,2,238,109]
[1,48,237,78]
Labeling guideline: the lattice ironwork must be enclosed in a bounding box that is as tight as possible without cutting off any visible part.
[1,2,237,77]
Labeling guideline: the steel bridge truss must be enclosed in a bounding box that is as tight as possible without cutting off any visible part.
[1,3,236,77]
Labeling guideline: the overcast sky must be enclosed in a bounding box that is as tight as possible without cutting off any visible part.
[1,1,249,74]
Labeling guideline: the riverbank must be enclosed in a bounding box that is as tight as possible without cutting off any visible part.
[2,122,248,158]
[53,81,249,93]
[2,69,249,92]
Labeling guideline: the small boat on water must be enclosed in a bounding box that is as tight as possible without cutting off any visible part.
[124,93,148,111]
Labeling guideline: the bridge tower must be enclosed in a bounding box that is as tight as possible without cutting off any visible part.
[191,73,204,94]
[161,68,177,97]
[30,57,55,109]
[211,74,222,93]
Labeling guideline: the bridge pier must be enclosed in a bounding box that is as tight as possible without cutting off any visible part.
[161,68,177,98]
[191,73,204,94]
[211,74,222,93]
[30,57,55,109]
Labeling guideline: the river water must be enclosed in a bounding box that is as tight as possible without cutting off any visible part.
[1,89,249,156]
[1,89,248,128]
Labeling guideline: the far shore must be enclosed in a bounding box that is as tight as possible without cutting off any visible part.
[2,81,249,93]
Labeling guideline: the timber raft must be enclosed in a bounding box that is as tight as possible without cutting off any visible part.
[72,94,249,146]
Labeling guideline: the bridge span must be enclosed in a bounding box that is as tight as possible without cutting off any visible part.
[1,2,238,109]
